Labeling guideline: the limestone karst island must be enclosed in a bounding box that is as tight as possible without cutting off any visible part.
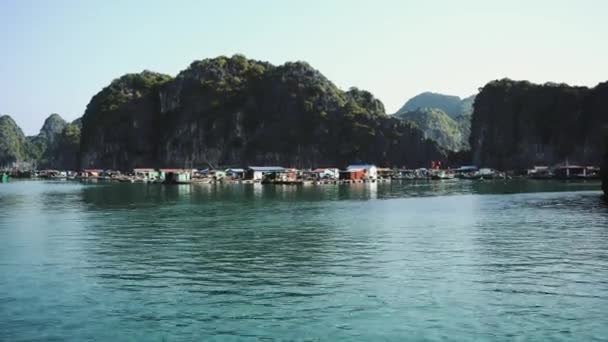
[2,1,608,341]
[2,55,607,189]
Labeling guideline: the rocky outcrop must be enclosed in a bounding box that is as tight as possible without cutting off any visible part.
[25,114,66,166]
[80,71,173,170]
[394,108,468,151]
[394,92,475,152]
[0,115,28,167]
[470,79,608,170]
[395,92,475,119]
[17,113,83,170]
[38,113,67,145]
[460,95,476,116]
[49,122,80,170]
[80,55,446,170]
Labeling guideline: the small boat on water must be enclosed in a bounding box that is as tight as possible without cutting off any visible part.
[461,172,482,180]
[431,170,455,180]
[458,168,504,180]
[478,168,499,179]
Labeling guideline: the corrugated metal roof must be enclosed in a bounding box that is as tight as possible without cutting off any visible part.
[312,168,338,173]
[347,164,375,170]
[159,168,191,173]
[247,166,286,172]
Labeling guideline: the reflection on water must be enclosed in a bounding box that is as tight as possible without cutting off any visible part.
[71,179,605,209]
[0,180,607,341]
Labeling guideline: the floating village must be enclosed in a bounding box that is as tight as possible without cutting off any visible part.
[0,162,601,184]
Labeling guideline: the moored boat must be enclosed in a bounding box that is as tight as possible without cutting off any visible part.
[431,170,455,180]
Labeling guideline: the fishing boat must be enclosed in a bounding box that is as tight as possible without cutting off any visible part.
[478,168,498,179]
[431,170,455,180]
[461,172,482,180]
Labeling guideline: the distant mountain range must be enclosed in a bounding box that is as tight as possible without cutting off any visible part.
[0,113,81,169]
[395,92,475,118]
[393,92,475,151]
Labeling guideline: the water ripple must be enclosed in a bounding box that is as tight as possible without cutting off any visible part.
[1,181,607,341]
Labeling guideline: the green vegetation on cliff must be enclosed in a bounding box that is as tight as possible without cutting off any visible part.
[0,113,82,170]
[394,108,467,152]
[80,71,173,169]
[0,115,28,167]
[396,92,475,119]
[25,113,68,167]
[470,79,608,169]
[460,95,475,116]
[49,122,81,169]
[394,92,475,153]
[81,55,445,169]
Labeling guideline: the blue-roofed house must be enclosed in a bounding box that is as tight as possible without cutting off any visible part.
[225,168,245,179]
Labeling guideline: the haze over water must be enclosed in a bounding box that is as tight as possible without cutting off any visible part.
[1,180,607,341]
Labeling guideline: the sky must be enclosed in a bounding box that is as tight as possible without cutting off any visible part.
[1,0,607,135]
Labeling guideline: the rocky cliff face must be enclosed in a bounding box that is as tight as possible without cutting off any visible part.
[396,92,475,119]
[394,108,467,152]
[0,115,28,167]
[38,113,67,145]
[19,113,81,170]
[470,79,608,170]
[80,71,173,169]
[42,121,81,170]
[394,92,475,152]
[80,55,446,170]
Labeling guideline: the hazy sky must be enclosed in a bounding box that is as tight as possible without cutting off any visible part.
[1,0,606,135]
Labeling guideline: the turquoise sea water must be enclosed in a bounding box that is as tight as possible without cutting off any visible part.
[0,180,607,341]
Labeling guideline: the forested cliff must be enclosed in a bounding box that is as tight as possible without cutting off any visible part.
[79,55,446,170]
[470,79,608,170]
[0,113,80,169]
[4,59,608,173]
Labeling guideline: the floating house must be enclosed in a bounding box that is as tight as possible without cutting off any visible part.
[194,169,209,178]
[81,169,102,178]
[527,166,551,179]
[312,168,339,180]
[160,169,192,184]
[395,168,431,180]
[38,170,66,178]
[133,168,160,181]
[376,168,394,179]
[208,170,226,180]
[554,165,587,179]
[225,168,245,179]
[245,166,286,181]
[346,164,378,180]
[102,170,121,178]
[585,166,600,179]
[280,168,299,182]
[339,168,366,180]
